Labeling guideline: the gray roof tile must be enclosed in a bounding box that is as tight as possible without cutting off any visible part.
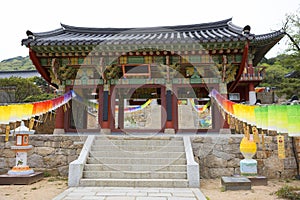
[23,18,264,47]
[21,18,285,66]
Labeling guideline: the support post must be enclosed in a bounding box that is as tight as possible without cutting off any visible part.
[53,106,65,135]
[100,85,111,134]
[118,96,124,129]
[165,89,175,134]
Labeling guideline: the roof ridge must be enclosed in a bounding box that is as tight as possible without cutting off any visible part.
[28,18,235,37]
[33,28,64,37]
[57,18,233,34]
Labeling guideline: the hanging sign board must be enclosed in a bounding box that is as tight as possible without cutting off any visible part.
[277,135,286,159]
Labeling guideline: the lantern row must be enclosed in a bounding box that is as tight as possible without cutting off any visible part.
[210,89,300,136]
[0,90,75,124]
[73,92,153,113]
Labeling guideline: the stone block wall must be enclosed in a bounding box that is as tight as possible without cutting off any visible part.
[192,134,298,179]
[0,134,298,179]
[0,135,86,176]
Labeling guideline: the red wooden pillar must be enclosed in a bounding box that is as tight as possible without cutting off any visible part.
[210,84,229,132]
[211,99,229,131]
[173,93,178,131]
[163,87,176,133]
[54,106,65,134]
[165,90,173,128]
[99,85,111,133]
[118,96,124,129]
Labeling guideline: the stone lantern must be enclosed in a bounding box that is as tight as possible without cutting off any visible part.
[8,121,35,175]
[0,121,43,185]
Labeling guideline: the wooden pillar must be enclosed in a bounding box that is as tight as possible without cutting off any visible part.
[100,85,111,134]
[53,106,65,134]
[173,92,178,131]
[118,95,124,129]
[210,84,229,132]
[163,86,176,133]
[165,90,173,128]
[211,100,227,131]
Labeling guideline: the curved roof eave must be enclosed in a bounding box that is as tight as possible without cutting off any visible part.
[252,30,286,66]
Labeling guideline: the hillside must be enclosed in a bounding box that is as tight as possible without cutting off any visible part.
[0,56,35,71]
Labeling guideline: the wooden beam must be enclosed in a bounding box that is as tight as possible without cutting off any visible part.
[228,41,249,92]
[29,49,56,88]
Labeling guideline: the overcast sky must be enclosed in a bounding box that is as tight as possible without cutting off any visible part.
[0,0,299,62]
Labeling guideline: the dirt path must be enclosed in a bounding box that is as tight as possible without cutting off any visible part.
[201,178,300,200]
[0,177,299,200]
[0,177,67,200]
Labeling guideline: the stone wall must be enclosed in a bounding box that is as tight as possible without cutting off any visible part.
[0,135,86,176]
[0,134,298,179]
[192,134,298,179]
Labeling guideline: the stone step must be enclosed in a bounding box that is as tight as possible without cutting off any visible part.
[86,157,186,165]
[84,164,187,172]
[93,139,183,146]
[94,135,182,139]
[90,145,185,152]
[77,136,190,188]
[89,151,185,158]
[79,178,188,187]
[83,171,187,179]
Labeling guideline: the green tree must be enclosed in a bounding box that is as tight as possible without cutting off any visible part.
[284,8,300,54]
[0,77,54,103]
[260,8,300,99]
[283,8,300,98]
[260,54,300,98]
[0,77,41,103]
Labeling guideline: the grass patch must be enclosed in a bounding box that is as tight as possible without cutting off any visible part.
[31,187,37,190]
[43,172,51,177]
[275,185,300,200]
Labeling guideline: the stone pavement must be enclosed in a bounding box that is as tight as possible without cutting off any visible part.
[53,187,206,200]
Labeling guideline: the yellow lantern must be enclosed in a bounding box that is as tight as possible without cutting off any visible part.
[240,136,257,159]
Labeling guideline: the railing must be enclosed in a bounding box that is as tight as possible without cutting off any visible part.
[240,66,266,81]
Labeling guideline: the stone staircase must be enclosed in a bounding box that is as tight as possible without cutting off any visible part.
[69,135,199,188]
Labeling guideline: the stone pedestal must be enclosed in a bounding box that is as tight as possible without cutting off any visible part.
[221,176,251,191]
[8,145,34,175]
[100,128,111,134]
[248,176,268,186]
[164,128,175,134]
[53,128,65,135]
[0,172,44,185]
[240,159,257,176]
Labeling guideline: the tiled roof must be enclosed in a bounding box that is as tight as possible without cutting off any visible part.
[0,70,40,79]
[21,18,285,66]
[22,18,283,47]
